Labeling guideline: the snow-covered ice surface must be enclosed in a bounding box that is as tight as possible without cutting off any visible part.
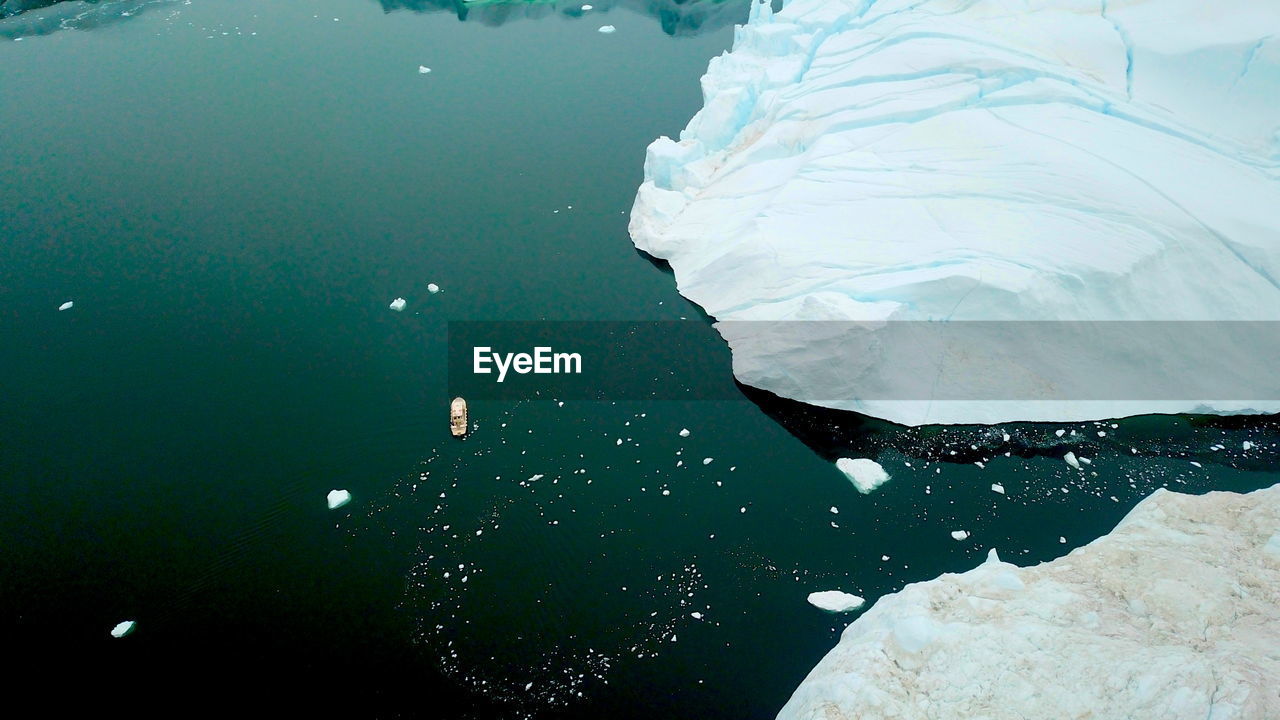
[777,483,1280,720]
[630,0,1280,425]
[835,457,889,493]
[806,590,864,613]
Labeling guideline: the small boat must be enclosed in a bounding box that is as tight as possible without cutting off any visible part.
[450,397,468,437]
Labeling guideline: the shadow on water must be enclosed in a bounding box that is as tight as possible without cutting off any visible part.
[739,379,1280,474]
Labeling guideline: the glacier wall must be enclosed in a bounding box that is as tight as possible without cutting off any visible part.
[630,0,1280,425]
[776,483,1280,720]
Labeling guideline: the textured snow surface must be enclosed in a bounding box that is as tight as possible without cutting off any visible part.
[777,483,1280,720]
[630,0,1280,425]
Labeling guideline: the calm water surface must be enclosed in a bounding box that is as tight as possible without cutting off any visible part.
[2,1,1277,717]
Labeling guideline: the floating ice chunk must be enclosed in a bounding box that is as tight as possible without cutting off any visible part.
[581,3,593,9]
[991,483,1005,495]
[836,458,890,494]
[327,489,352,509]
[1064,452,1081,470]
[829,507,839,514]
[1059,536,1067,544]
[58,301,74,311]
[1002,433,1010,442]
[691,611,703,619]
[807,591,865,613]
[1243,441,1254,450]
[111,620,136,638]
[389,298,407,311]
[702,457,713,465]
[679,428,690,437]
[525,682,534,691]
[418,66,431,74]
[1055,429,1066,438]
[427,283,440,294]
[597,25,615,34]
[951,530,970,541]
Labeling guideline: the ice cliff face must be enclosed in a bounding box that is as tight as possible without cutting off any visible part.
[777,483,1280,720]
[630,0,1280,425]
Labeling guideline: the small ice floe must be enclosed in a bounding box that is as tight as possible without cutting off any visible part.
[950,530,970,541]
[806,590,864,613]
[418,65,431,74]
[58,300,74,311]
[1243,441,1254,450]
[598,25,616,33]
[326,489,352,509]
[581,3,593,9]
[1055,429,1066,437]
[1190,461,1203,468]
[389,297,407,311]
[836,458,890,494]
[1059,536,1067,544]
[427,283,440,294]
[1063,452,1081,470]
[1002,432,1010,442]
[829,506,839,514]
[111,620,136,638]
[679,428,690,438]
[991,483,1005,495]
[690,611,703,619]
[702,457,713,465]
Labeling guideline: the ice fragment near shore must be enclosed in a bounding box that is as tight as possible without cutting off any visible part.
[807,591,865,613]
[836,458,890,494]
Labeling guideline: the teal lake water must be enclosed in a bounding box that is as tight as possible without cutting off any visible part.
[2,1,1277,717]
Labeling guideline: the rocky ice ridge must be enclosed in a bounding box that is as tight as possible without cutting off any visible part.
[776,483,1280,720]
[630,0,1280,425]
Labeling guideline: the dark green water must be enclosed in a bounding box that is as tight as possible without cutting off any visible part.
[2,1,1277,718]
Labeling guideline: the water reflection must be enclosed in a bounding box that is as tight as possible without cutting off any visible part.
[375,0,750,37]
[0,0,166,37]
[2,0,752,38]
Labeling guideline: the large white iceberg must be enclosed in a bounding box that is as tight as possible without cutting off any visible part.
[631,0,1280,425]
[777,483,1280,720]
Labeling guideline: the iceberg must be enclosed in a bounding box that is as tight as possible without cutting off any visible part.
[777,483,1280,720]
[835,457,889,494]
[110,620,136,638]
[327,489,352,509]
[58,300,73,311]
[806,590,864,613]
[630,0,1280,425]
[389,297,407,312]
